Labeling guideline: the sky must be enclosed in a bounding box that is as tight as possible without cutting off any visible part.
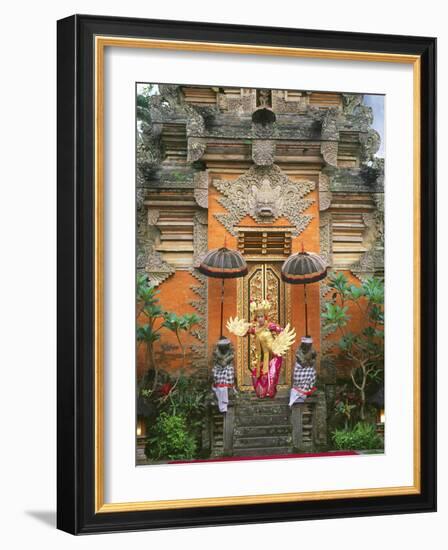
[364,94,385,158]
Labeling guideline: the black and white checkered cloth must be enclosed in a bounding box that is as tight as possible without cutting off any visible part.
[212,365,235,386]
[292,364,316,391]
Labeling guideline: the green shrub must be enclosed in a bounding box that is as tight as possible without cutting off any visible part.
[162,376,207,426]
[145,412,197,461]
[331,422,383,450]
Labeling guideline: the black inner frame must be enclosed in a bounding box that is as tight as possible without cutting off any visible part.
[57,14,436,535]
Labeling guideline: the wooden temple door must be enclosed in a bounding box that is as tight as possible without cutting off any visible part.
[236,262,292,391]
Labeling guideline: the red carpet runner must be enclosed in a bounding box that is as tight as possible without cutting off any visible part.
[170,450,358,464]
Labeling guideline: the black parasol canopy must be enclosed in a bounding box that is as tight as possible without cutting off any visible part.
[198,247,248,279]
[198,247,248,337]
[281,250,327,338]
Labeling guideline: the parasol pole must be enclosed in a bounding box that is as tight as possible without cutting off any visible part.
[220,235,227,338]
[220,277,225,338]
[300,243,309,337]
[303,283,309,337]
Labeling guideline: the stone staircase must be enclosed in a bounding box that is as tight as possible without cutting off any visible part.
[233,392,292,456]
[210,390,296,457]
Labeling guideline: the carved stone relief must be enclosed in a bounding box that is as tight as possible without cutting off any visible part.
[320,108,339,167]
[319,211,332,266]
[147,208,160,226]
[252,140,276,166]
[251,122,276,139]
[321,108,339,140]
[318,173,332,211]
[350,192,384,279]
[193,210,208,268]
[187,138,206,162]
[351,248,384,281]
[319,206,336,356]
[185,107,206,136]
[193,171,209,209]
[213,165,315,236]
[189,269,208,366]
[360,129,381,162]
[136,195,174,286]
[151,84,206,136]
[271,90,309,113]
[217,88,256,114]
[136,188,151,271]
[321,141,338,167]
[342,94,363,115]
[373,193,385,248]
[145,248,176,287]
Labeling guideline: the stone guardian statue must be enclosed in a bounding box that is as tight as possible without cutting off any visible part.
[211,338,235,413]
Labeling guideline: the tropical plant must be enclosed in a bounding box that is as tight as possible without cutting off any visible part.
[136,275,166,390]
[322,272,384,419]
[335,399,357,430]
[332,384,366,431]
[331,422,383,451]
[145,412,197,461]
[161,312,201,392]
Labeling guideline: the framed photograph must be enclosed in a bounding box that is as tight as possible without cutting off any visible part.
[57,14,436,534]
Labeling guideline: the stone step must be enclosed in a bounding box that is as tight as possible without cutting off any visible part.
[234,435,292,449]
[236,393,289,399]
[236,405,291,416]
[236,396,290,404]
[234,425,291,438]
[236,398,290,406]
[236,414,290,427]
[232,447,292,457]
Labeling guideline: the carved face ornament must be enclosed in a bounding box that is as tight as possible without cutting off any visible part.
[248,178,283,219]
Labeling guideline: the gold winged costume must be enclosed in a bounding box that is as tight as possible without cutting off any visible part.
[227,299,296,398]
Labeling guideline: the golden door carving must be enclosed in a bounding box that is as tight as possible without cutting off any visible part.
[236,263,292,390]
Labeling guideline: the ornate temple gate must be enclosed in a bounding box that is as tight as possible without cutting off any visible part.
[235,226,294,391]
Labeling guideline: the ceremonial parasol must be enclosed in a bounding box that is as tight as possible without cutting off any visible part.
[198,247,248,338]
[281,248,327,337]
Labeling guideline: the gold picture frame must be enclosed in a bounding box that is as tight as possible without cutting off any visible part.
[57,15,436,534]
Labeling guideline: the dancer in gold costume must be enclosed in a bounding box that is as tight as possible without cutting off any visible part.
[226,299,296,398]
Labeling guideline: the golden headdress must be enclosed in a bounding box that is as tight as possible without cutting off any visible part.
[250,298,271,318]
